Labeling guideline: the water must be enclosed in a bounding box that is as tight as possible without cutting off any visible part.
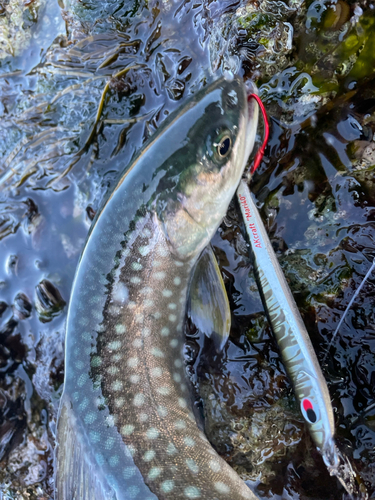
[1,0,375,498]
[322,257,375,364]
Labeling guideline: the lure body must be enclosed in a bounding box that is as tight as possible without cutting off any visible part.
[237,180,337,466]
[55,77,260,500]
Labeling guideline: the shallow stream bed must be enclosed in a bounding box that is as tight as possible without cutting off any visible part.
[0,0,374,498]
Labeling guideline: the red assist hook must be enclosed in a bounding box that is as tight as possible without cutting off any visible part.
[248,93,269,175]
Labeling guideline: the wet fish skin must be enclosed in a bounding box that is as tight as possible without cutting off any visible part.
[237,180,337,466]
[55,76,259,500]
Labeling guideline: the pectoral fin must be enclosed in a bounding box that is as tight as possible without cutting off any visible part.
[188,246,231,351]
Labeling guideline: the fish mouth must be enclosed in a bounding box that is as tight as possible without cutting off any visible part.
[177,191,209,239]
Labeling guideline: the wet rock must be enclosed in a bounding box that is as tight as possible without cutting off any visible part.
[13,292,32,320]
[35,280,65,323]
[0,301,8,317]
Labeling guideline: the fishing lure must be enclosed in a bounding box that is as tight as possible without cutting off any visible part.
[237,180,337,466]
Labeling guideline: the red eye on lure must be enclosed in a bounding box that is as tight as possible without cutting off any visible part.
[302,398,317,423]
[248,93,269,174]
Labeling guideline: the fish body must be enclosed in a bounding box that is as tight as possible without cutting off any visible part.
[55,76,260,500]
[237,180,337,467]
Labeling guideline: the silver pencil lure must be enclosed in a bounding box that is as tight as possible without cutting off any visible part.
[237,180,338,467]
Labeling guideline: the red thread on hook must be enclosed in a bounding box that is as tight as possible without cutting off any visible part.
[248,93,269,174]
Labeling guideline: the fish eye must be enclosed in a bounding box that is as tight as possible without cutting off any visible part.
[213,131,232,159]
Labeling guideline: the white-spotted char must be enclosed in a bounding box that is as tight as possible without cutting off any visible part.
[55,77,260,500]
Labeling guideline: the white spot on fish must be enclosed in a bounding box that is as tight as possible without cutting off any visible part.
[161,327,170,336]
[144,299,154,308]
[173,277,181,286]
[143,450,155,462]
[178,398,187,408]
[184,486,201,498]
[135,313,144,323]
[174,260,184,267]
[154,271,166,280]
[115,397,125,408]
[139,413,149,422]
[131,262,143,271]
[151,367,163,377]
[127,486,140,499]
[153,312,162,319]
[130,374,140,384]
[127,357,139,368]
[112,380,123,391]
[151,347,164,358]
[96,453,105,466]
[108,305,121,315]
[184,437,195,447]
[84,411,97,425]
[139,245,150,256]
[128,301,137,309]
[89,431,100,443]
[130,276,142,284]
[93,309,103,320]
[109,455,119,467]
[166,442,178,455]
[186,458,199,473]
[134,393,145,406]
[112,283,129,303]
[91,356,102,367]
[127,444,136,456]
[123,467,136,479]
[140,286,153,295]
[157,405,168,417]
[148,467,162,480]
[161,480,175,493]
[158,245,169,257]
[157,386,171,396]
[115,324,126,334]
[180,383,187,392]
[112,353,123,363]
[79,398,89,411]
[77,373,88,387]
[152,260,161,268]
[142,327,151,337]
[146,427,159,439]
[121,425,135,436]
[173,373,181,383]
[168,303,177,310]
[162,289,173,297]
[105,437,115,450]
[174,420,187,430]
[209,459,221,473]
[133,338,142,348]
[170,339,178,348]
[169,314,177,322]
[174,359,183,368]
[105,415,117,427]
[108,340,122,351]
[214,482,230,494]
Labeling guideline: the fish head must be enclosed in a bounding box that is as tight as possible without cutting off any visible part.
[157,75,258,260]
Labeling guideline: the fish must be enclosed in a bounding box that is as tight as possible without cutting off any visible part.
[55,75,260,500]
[236,180,339,468]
